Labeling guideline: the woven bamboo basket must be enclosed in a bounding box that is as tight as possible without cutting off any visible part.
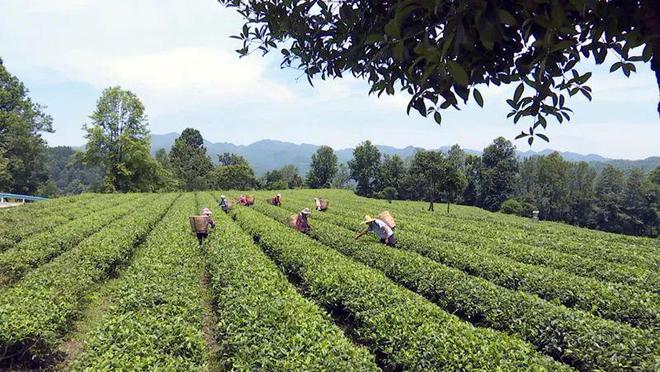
[288,214,298,229]
[189,216,208,233]
[377,211,396,229]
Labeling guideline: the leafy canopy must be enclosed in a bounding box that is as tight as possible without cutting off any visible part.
[348,140,381,196]
[0,57,53,194]
[307,145,338,188]
[83,86,162,192]
[169,128,214,191]
[220,0,659,143]
[479,137,519,210]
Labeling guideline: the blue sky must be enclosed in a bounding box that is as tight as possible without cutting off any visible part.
[1,0,658,159]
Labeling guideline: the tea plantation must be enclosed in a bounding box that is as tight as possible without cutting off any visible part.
[0,190,657,370]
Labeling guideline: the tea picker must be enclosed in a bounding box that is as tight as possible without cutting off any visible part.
[289,207,312,233]
[219,195,231,213]
[190,208,216,245]
[314,197,329,211]
[355,212,396,247]
[238,194,255,206]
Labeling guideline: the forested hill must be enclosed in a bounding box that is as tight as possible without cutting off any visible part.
[149,133,660,175]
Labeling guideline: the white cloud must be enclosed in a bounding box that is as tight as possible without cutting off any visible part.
[0,0,294,116]
[587,72,657,103]
[49,48,295,115]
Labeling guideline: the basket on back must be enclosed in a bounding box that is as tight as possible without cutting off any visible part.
[377,211,396,229]
[318,199,329,211]
[189,216,209,233]
[246,196,255,206]
[288,214,298,229]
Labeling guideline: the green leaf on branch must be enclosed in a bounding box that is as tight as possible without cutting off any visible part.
[610,62,623,72]
[447,61,469,86]
[473,89,484,107]
[536,133,550,142]
[434,111,442,125]
[513,83,524,103]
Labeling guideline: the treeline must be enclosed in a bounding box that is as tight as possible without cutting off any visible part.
[343,138,660,238]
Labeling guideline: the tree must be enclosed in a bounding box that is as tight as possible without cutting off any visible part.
[154,148,171,169]
[44,146,104,195]
[442,157,468,213]
[381,186,397,203]
[378,154,406,194]
[593,165,626,234]
[649,166,660,185]
[530,152,571,220]
[348,140,381,196]
[217,152,248,167]
[446,145,465,170]
[220,0,660,142]
[479,137,519,211]
[567,161,597,226]
[462,154,481,206]
[0,150,10,189]
[622,168,658,236]
[209,163,257,190]
[442,145,467,211]
[408,150,445,211]
[307,146,338,188]
[169,128,214,191]
[263,164,303,189]
[643,167,660,236]
[0,58,53,194]
[36,180,58,198]
[83,86,161,192]
[331,163,352,189]
[152,148,180,191]
[280,164,304,188]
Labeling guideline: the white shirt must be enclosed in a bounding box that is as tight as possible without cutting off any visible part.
[368,219,393,239]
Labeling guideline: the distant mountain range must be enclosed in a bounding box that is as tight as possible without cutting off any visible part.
[150,132,659,176]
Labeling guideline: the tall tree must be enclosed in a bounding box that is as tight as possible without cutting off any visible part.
[408,150,445,211]
[442,148,468,212]
[153,148,180,191]
[280,164,303,189]
[331,163,352,189]
[210,162,257,190]
[169,128,214,191]
[567,161,597,226]
[479,137,519,211]
[593,165,626,234]
[378,154,406,193]
[622,168,658,236]
[462,154,481,206]
[0,58,53,194]
[348,140,381,196]
[154,148,171,169]
[649,166,660,185]
[220,0,659,142]
[217,152,249,167]
[263,164,303,189]
[446,145,465,170]
[0,150,10,188]
[533,152,571,220]
[307,145,338,188]
[44,146,103,195]
[83,86,161,192]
